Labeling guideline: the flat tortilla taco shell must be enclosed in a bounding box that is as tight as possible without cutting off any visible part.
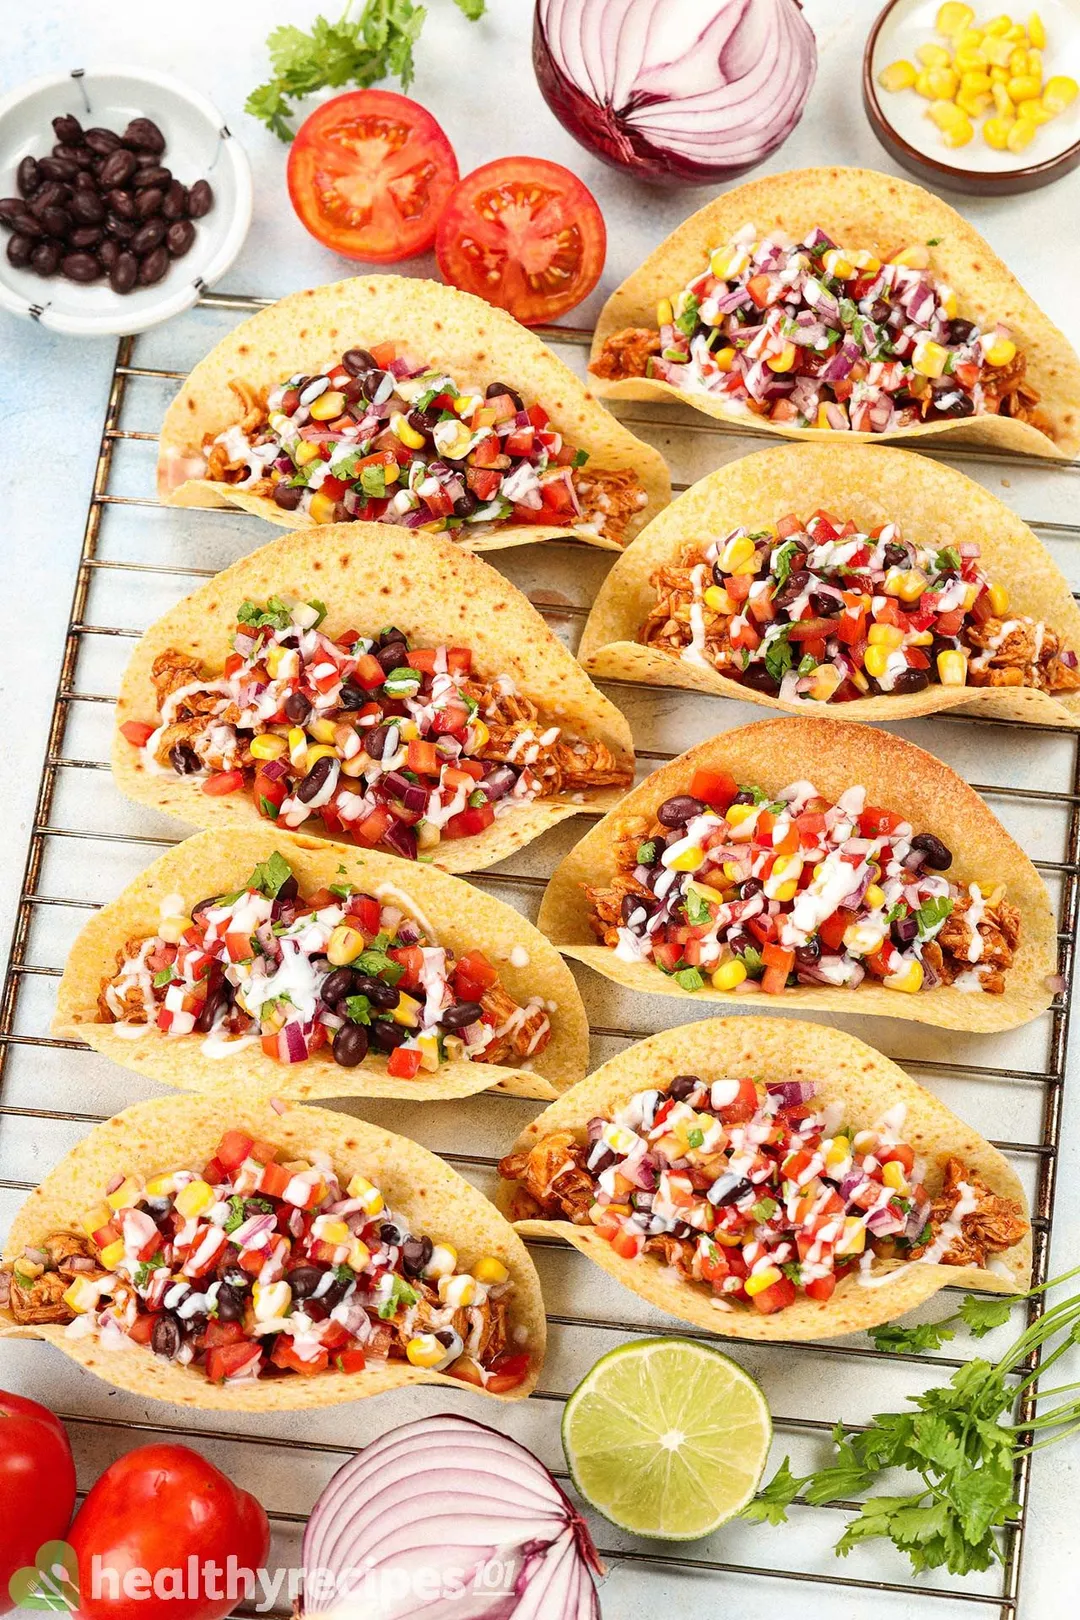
[496,1017,1030,1343]
[590,167,1080,459]
[0,1094,545,1408]
[158,274,671,550]
[537,717,1057,1033]
[53,828,589,1102]
[579,442,1080,728]
[111,524,635,872]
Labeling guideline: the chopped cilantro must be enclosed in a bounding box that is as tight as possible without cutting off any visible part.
[572,448,589,468]
[356,949,403,984]
[916,896,954,940]
[771,539,800,590]
[886,901,909,923]
[781,1261,803,1285]
[738,944,765,978]
[344,994,373,1026]
[152,965,176,988]
[684,888,713,927]
[133,1254,167,1288]
[636,839,659,866]
[259,796,280,821]
[687,1127,705,1149]
[236,596,294,631]
[377,1274,419,1319]
[224,1194,271,1235]
[333,1263,356,1285]
[674,967,705,992]
[249,851,294,897]
[797,654,819,676]
[675,292,701,337]
[764,631,794,686]
[752,1197,779,1222]
[360,463,387,499]
[329,882,352,900]
[468,789,488,808]
[737,785,770,806]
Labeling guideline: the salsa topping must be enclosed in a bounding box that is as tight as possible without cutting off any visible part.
[1,1128,530,1391]
[641,509,1080,705]
[202,350,647,543]
[586,768,1021,997]
[120,597,631,856]
[591,227,1043,435]
[500,1074,1027,1316]
[97,851,553,1078]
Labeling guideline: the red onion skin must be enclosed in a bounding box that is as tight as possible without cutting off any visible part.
[533,0,817,186]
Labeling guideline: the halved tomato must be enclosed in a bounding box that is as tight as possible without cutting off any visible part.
[287,89,459,263]
[435,157,606,325]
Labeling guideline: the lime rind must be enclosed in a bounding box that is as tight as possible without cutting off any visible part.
[561,1337,772,1541]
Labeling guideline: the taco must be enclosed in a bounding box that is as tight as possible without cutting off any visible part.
[537,717,1057,1033]
[496,1017,1030,1343]
[112,524,635,872]
[53,829,588,1102]
[579,443,1080,727]
[588,167,1080,459]
[0,1094,544,1409]
[157,274,670,550]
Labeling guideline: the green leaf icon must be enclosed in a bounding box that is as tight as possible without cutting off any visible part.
[8,1541,79,1612]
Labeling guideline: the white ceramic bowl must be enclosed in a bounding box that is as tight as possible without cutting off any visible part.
[0,66,252,335]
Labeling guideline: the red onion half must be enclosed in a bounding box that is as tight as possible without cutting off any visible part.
[533,0,817,185]
[300,1413,603,1618]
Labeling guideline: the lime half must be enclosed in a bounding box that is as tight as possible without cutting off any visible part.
[561,1337,772,1540]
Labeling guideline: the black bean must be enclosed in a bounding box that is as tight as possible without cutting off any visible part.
[70,187,105,225]
[773,570,809,611]
[440,1000,484,1030]
[296,754,335,804]
[135,186,164,220]
[28,181,67,216]
[99,148,137,189]
[359,367,391,403]
[38,155,77,182]
[99,237,120,269]
[931,394,976,421]
[123,117,166,153]
[657,794,705,828]
[187,178,213,218]
[0,197,26,225]
[162,180,188,220]
[69,225,102,250]
[370,1019,408,1053]
[9,212,43,238]
[376,641,408,675]
[404,405,436,439]
[271,481,302,512]
[61,250,102,282]
[108,251,138,294]
[807,590,840,619]
[151,1314,182,1359]
[336,683,370,711]
[166,219,195,258]
[74,169,98,192]
[215,1282,246,1320]
[910,832,952,871]
[891,668,930,696]
[135,164,172,191]
[486,381,524,411]
[739,665,781,696]
[38,206,72,238]
[105,187,136,220]
[620,891,655,925]
[947,318,977,345]
[709,1173,753,1208]
[194,982,232,1033]
[30,240,61,275]
[287,1264,325,1300]
[169,742,202,774]
[453,489,479,520]
[795,939,821,967]
[668,1074,701,1100]
[85,126,123,155]
[333,1022,369,1068]
[342,347,376,377]
[741,876,764,899]
[16,156,40,197]
[361,724,391,760]
[137,245,169,285]
[401,1235,433,1276]
[130,217,166,255]
[52,143,92,168]
[6,234,32,268]
[52,114,84,145]
[105,213,136,241]
[352,975,399,1011]
[283,690,311,724]
[320,967,356,1008]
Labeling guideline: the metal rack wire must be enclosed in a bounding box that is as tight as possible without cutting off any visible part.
[1,290,1077,1617]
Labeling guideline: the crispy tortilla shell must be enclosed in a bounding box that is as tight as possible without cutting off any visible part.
[537,717,1057,1032]
[112,523,635,872]
[158,274,671,550]
[579,442,1080,728]
[590,167,1080,459]
[0,1093,545,1408]
[496,1016,1030,1342]
[53,828,589,1102]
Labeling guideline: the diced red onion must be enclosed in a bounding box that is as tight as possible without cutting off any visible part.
[382,818,418,861]
[714,285,753,314]
[533,0,816,186]
[282,1022,308,1063]
[867,1207,906,1237]
[765,1080,817,1106]
[821,338,861,381]
[401,782,429,815]
[840,868,874,911]
[299,1414,602,1619]
[480,764,519,800]
[395,919,422,946]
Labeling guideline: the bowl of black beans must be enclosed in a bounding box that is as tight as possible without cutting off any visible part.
[0,67,252,334]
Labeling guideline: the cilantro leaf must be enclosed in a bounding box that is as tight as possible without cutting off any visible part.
[246,851,295,899]
[770,539,800,590]
[684,888,713,927]
[957,1294,1016,1337]
[344,994,373,1025]
[764,631,793,686]
[153,965,176,988]
[675,292,701,336]
[916,895,954,940]
[869,1319,958,1354]
[741,1457,804,1525]
[752,1197,779,1222]
[378,1274,419,1319]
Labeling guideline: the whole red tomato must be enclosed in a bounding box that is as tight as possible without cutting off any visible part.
[0,1392,76,1614]
[68,1444,269,1620]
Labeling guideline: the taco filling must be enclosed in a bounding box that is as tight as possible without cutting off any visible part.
[0,1127,531,1391]
[641,509,1080,704]
[586,768,1021,996]
[499,1073,1027,1315]
[591,226,1043,434]
[95,851,552,1079]
[200,350,647,544]
[119,595,632,855]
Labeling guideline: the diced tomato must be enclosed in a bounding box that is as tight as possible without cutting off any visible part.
[747,914,778,945]
[270,1338,329,1376]
[332,1347,368,1374]
[610,1227,644,1260]
[504,426,535,456]
[761,965,790,996]
[203,770,245,797]
[254,770,287,821]
[808,509,841,541]
[388,945,423,989]
[729,617,761,651]
[935,609,966,637]
[805,1273,837,1302]
[406,739,439,776]
[714,1075,759,1125]
[859,806,905,838]
[796,810,828,845]
[775,513,803,538]
[257,1162,291,1199]
[198,1320,246,1351]
[818,911,849,952]
[347,893,382,937]
[455,950,498,992]
[773,825,800,857]
[119,720,155,748]
[354,805,392,847]
[878,1142,915,1172]
[225,931,254,963]
[469,434,509,470]
[353,652,386,689]
[201,1157,225,1187]
[423,486,455,519]
[126,1312,159,1346]
[444,802,496,839]
[466,466,502,500]
[689,767,738,810]
[432,700,470,735]
[483,1351,532,1394]
[215,1131,254,1171]
[746,272,775,308]
[749,1276,797,1315]
[769,399,800,423]
[261,1032,282,1059]
[651,940,684,973]
[762,943,795,974]
[786,617,834,643]
[387,1046,423,1079]
[782,1147,814,1180]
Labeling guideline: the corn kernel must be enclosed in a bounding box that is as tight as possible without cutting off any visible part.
[890,244,931,270]
[914,70,935,97]
[868,622,904,648]
[879,60,918,91]
[64,1276,107,1314]
[309,718,338,744]
[424,1242,458,1279]
[865,884,887,910]
[929,98,970,130]
[918,41,953,67]
[309,390,346,422]
[303,744,338,773]
[175,1179,215,1219]
[1003,22,1027,41]
[293,440,321,467]
[81,1202,112,1238]
[767,342,797,373]
[157,914,192,944]
[822,249,855,279]
[666,844,705,872]
[960,68,993,94]
[984,14,1012,35]
[986,581,1010,615]
[348,1238,371,1271]
[438,1272,478,1307]
[308,490,339,526]
[474,1255,510,1286]
[713,345,736,372]
[710,244,750,280]
[864,644,890,679]
[288,726,307,765]
[992,82,1016,117]
[1018,96,1053,122]
[1008,73,1042,100]
[704,584,735,614]
[1028,11,1046,47]
[850,250,882,272]
[726,802,757,827]
[1009,44,1030,74]
[937,649,969,686]
[884,959,925,994]
[346,1174,385,1215]
[926,65,961,99]
[983,33,1016,65]
[712,958,748,991]
[745,1265,784,1296]
[406,1333,446,1368]
[98,1238,126,1270]
[825,1137,852,1168]
[106,1177,142,1212]
[936,1,974,33]
[253,1280,292,1322]
[986,336,1017,367]
[913,339,948,378]
[656,297,674,326]
[836,1217,867,1256]
[883,1160,909,1192]
[390,412,426,450]
[316,1219,351,1245]
[383,991,418,1030]
[808,664,842,702]
[957,27,985,49]
[1006,116,1038,149]
[990,64,1010,82]
[415,1032,440,1072]
[954,90,989,120]
[720,531,757,571]
[1043,75,1078,113]
[250,732,287,762]
[844,920,888,957]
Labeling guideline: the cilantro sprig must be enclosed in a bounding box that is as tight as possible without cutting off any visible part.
[744,1263,1080,1575]
[247,0,486,141]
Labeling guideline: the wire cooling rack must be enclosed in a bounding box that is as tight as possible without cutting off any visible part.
[1,290,1079,1619]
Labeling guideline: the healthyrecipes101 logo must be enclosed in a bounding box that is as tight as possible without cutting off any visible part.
[8,1542,80,1611]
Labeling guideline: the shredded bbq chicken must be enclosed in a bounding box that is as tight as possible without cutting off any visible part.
[590,327,662,381]
[912,1157,1028,1268]
[571,467,650,547]
[498,1131,596,1224]
[1,1232,101,1325]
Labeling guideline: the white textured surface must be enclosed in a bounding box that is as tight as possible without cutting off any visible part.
[2,2,1080,1616]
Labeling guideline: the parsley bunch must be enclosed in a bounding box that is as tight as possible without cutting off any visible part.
[744,1264,1080,1575]
[247,0,486,141]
